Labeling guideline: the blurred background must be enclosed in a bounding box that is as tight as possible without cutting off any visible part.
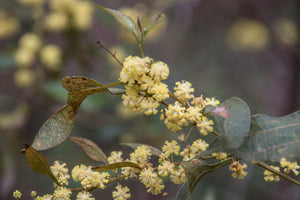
[0,0,299,199]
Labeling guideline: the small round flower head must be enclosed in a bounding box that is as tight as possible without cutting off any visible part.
[41,194,53,200]
[170,165,187,184]
[150,61,169,81]
[229,161,248,180]
[212,152,228,160]
[72,1,94,30]
[40,44,62,70]
[72,164,89,182]
[146,176,165,195]
[190,139,209,155]
[204,97,220,107]
[148,82,169,102]
[19,33,42,52]
[162,140,180,156]
[140,97,160,115]
[264,166,280,182]
[13,190,22,199]
[186,106,202,123]
[174,81,194,103]
[129,145,152,167]
[108,151,123,164]
[53,187,71,200]
[158,161,175,177]
[191,95,206,109]
[280,157,300,176]
[76,191,95,200]
[162,101,188,132]
[51,161,70,186]
[44,12,68,32]
[14,48,35,67]
[119,56,152,84]
[180,145,196,161]
[112,185,131,200]
[139,167,158,186]
[31,190,37,197]
[196,117,214,136]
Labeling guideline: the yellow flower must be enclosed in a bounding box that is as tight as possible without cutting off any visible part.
[263,166,280,182]
[204,97,220,107]
[170,165,187,184]
[76,191,95,200]
[274,18,298,46]
[180,145,195,161]
[53,187,71,200]
[19,33,42,52]
[129,145,152,167]
[280,157,300,176]
[40,44,62,70]
[50,161,70,186]
[190,139,209,155]
[108,151,123,164]
[174,81,194,103]
[212,152,228,160]
[13,190,22,199]
[196,117,214,136]
[0,11,19,38]
[229,161,248,179]
[150,61,169,81]
[162,101,188,132]
[162,140,180,156]
[158,161,175,177]
[41,194,53,200]
[139,167,157,186]
[112,185,131,200]
[14,48,35,67]
[14,69,36,88]
[44,12,68,32]
[72,1,94,30]
[186,106,202,123]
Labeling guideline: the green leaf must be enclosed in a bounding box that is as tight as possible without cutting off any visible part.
[31,98,83,150]
[176,183,190,200]
[181,159,232,193]
[93,161,142,172]
[68,136,108,163]
[236,111,300,162]
[24,144,60,186]
[144,13,165,38]
[120,143,162,156]
[212,97,251,149]
[92,4,139,43]
[61,76,106,104]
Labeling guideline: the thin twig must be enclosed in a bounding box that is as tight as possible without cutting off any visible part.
[96,41,123,67]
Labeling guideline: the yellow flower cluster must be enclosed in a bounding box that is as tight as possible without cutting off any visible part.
[263,157,300,183]
[162,82,219,134]
[14,32,62,87]
[72,164,110,190]
[112,185,131,200]
[120,56,170,115]
[50,161,70,186]
[0,10,19,39]
[44,0,94,31]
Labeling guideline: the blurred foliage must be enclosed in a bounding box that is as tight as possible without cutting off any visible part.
[0,0,299,199]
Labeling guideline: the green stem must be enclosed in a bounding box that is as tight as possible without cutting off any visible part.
[139,42,145,58]
[211,131,220,137]
[253,161,300,186]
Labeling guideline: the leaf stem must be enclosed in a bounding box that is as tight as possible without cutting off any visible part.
[183,126,195,143]
[253,161,300,187]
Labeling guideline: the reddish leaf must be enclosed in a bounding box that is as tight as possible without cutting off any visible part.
[68,136,108,163]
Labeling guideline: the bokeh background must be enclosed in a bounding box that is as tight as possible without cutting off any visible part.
[0,0,299,199]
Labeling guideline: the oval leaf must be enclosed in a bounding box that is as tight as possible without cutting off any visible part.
[92,4,139,43]
[31,99,82,150]
[144,13,165,38]
[236,111,300,162]
[120,143,162,156]
[212,97,251,149]
[68,136,108,163]
[24,144,60,186]
[93,161,142,172]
